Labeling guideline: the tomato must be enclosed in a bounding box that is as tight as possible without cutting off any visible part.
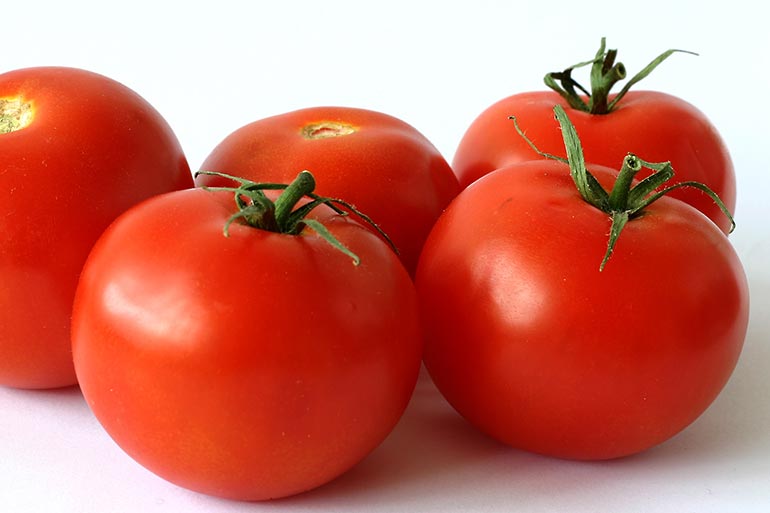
[71,176,422,500]
[452,41,735,233]
[194,106,461,275]
[416,108,748,460]
[0,66,192,389]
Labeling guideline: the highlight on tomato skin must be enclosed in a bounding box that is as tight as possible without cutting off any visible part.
[71,182,423,501]
[0,66,193,390]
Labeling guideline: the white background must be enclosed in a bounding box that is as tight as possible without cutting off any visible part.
[2,1,769,511]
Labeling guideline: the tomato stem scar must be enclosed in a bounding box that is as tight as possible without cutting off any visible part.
[510,105,734,270]
[544,37,697,114]
[0,98,33,133]
[301,121,357,139]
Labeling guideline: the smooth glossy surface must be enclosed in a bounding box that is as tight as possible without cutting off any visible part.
[0,66,192,389]
[3,1,767,510]
[416,160,749,459]
[72,188,422,500]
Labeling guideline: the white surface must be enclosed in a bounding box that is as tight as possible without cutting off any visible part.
[2,1,769,511]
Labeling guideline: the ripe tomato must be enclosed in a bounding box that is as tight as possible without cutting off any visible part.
[452,41,735,233]
[194,106,460,275]
[416,156,749,460]
[71,179,422,500]
[0,66,192,389]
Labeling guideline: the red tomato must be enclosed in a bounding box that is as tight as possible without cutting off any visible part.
[453,51,735,234]
[416,159,748,460]
[71,184,422,500]
[0,66,192,389]
[194,106,461,275]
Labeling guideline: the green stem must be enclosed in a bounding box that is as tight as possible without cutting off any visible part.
[588,52,626,114]
[273,170,316,231]
[602,211,630,271]
[607,48,697,111]
[607,155,642,211]
[195,170,398,265]
[512,105,734,270]
[552,106,609,210]
[544,70,590,111]
[544,37,695,114]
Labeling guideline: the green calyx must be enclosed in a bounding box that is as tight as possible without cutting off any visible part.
[544,37,697,114]
[510,105,734,271]
[195,170,395,265]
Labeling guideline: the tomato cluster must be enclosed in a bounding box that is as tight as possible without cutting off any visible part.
[0,39,749,501]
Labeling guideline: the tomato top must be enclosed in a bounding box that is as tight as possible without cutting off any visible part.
[452,40,736,234]
[195,106,460,275]
[453,90,735,233]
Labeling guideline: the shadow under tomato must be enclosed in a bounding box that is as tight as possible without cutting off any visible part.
[0,382,84,406]
[273,366,509,504]
[630,308,770,468]
[285,305,770,507]
[185,325,770,511]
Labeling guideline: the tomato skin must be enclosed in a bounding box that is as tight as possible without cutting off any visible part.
[452,91,735,233]
[195,106,461,275]
[416,160,748,460]
[71,187,422,500]
[0,66,192,389]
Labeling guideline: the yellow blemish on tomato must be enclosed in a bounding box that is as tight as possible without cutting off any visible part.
[0,98,33,134]
[301,121,357,139]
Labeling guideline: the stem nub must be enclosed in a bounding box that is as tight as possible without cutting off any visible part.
[544,37,697,114]
[195,170,397,265]
[510,105,734,271]
[0,98,33,133]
